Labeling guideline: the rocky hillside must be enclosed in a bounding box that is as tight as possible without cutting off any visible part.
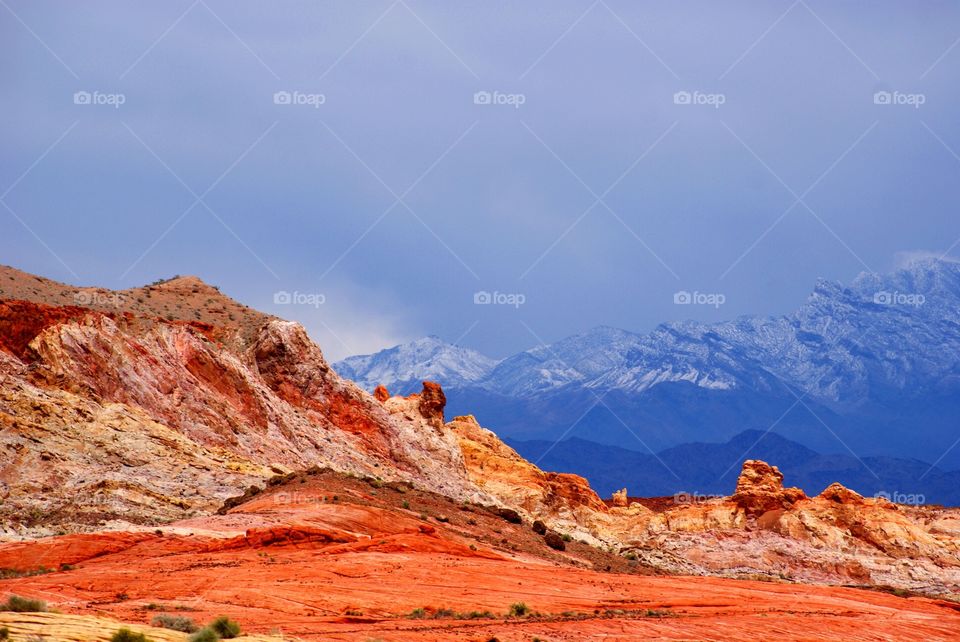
[0,267,494,537]
[1,458,958,641]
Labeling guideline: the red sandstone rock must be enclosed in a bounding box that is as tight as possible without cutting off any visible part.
[2,476,958,642]
[733,459,807,516]
[373,384,390,402]
[416,381,446,428]
[819,482,864,504]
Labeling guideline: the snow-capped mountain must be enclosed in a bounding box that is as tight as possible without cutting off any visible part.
[334,258,960,466]
[334,335,497,395]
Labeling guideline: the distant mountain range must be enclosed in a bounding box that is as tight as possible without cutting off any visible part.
[506,430,960,505]
[334,258,960,471]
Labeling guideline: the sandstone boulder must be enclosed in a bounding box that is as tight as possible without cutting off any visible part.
[733,460,806,516]
[417,381,446,429]
[611,488,628,507]
[819,482,864,505]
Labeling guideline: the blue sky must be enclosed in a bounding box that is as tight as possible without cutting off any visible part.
[3,1,959,360]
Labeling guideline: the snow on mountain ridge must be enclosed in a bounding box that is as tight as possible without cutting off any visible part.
[334,260,960,404]
[334,335,498,393]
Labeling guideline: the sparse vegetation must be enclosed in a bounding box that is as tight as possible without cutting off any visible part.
[151,614,198,632]
[0,626,8,640]
[0,567,53,579]
[407,607,495,620]
[110,629,150,642]
[188,629,220,642]
[0,594,47,612]
[209,615,241,638]
[509,602,529,617]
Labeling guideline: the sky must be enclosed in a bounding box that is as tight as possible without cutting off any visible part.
[3,1,959,361]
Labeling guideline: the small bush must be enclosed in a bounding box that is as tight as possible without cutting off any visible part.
[0,594,47,612]
[151,614,198,632]
[0,626,8,640]
[189,628,219,642]
[508,602,529,617]
[209,615,241,638]
[110,629,150,642]
[0,567,52,579]
[408,607,427,619]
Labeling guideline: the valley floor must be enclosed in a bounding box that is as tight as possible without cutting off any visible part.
[2,470,958,642]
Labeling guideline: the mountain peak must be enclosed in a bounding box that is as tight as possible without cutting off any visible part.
[334,335,497,394]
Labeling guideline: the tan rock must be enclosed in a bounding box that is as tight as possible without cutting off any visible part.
[611,488,628,507]
[732,459,807,516]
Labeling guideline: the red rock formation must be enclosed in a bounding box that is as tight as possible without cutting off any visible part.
[2,471,958,642]
[819,482,864,504]
[373,384,390,402]
[416,380,446,429]
[732,459,807,516]
[0,300,102,361]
